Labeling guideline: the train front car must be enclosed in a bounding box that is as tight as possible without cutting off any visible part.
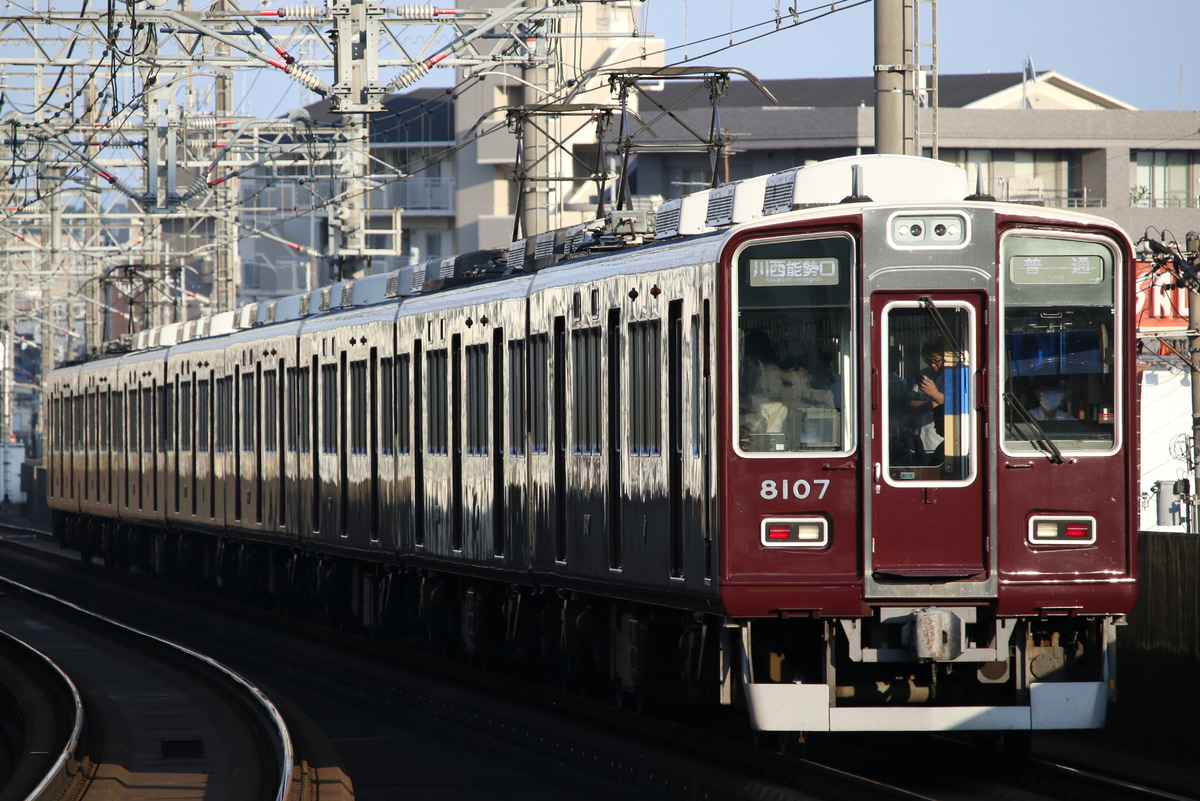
[719,156,1136,735]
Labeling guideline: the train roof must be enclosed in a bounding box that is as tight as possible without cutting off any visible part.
[79,154,1130,366]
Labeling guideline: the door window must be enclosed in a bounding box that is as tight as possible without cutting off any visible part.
[883,302,974,483]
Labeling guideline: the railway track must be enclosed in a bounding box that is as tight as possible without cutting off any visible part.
[0,621,82,801]
[1,526,1195,801]
[0,568,295,801]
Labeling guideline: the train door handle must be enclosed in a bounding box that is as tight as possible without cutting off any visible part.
[873,462,881,483]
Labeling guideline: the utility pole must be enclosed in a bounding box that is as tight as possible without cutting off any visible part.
[874,0,905,155]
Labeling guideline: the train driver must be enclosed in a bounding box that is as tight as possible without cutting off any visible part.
[1027,379,1076,421]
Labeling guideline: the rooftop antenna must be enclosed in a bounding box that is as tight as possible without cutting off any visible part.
[965,163,995,201]
[841,163,872,204]
[1021,55,1036,110]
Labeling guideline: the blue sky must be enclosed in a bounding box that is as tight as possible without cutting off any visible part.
[194,0,1200,116]
[634,0,1200,111]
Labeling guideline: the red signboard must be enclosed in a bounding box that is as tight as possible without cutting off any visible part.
[1136,260,1189,331]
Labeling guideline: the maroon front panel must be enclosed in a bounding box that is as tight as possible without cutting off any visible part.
[716,224,866,619]
[992,218,1139,616]
[721,455,863,617]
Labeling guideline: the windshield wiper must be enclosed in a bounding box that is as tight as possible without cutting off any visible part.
[1003,391,1065,464]
[918,297,964,361]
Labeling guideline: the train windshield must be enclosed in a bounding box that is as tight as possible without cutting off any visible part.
[735,234,854,455]
[1000,233,1119,454]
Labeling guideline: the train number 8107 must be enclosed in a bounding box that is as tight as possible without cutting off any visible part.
[760,479,831,501]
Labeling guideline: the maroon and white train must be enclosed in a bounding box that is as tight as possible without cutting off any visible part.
[47,154,1138,735]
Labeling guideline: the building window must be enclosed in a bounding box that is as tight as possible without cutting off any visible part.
[1132,150,1197,208]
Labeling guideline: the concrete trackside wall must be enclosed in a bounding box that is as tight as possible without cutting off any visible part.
[1114,531,1200,750]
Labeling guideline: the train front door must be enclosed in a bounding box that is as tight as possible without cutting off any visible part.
[869,294,986,583]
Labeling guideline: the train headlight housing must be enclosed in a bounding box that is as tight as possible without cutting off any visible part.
[1028,516,1096,546]
[760,518,829,548]
[888,213,969,249]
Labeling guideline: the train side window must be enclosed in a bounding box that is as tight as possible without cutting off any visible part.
[222,378,235,453]
[572,328,601,454]
[100,390,110,452]
[529,334,549,453]
[197,380,209,453]
[112,392,124,454]
[321,364,339,454]
[128,388,138,454]
[85,392,94,452]
[379,358,394,456]
[214,379,224,453]
[508,340,526,456]
[162,384,173,454]
[397,354,410,454]
[242,372,256,452]
[629,320,662,456]
[465,344,488,455]
[79,394,87,451]
[349,360,367,455]
[180,381,192,452]
[426,349,448,455]
[285,368,297,453]
[296,366,310,453]
[263,370,278,453]
[142,387,154,454]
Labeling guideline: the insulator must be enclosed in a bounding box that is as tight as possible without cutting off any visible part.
[186,117,220,131]
[385,61,430,93]
[286,64,327,94]
[182,174,208,200]
[275,3,324,21]
[393,4,435,19]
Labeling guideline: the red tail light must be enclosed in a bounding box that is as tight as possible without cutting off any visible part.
[768,525,790,541]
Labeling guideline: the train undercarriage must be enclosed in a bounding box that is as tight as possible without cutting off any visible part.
[54,511,1117,737]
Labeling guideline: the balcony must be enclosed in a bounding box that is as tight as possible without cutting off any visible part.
[372,177,456,216]
[997,178,1105,210]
